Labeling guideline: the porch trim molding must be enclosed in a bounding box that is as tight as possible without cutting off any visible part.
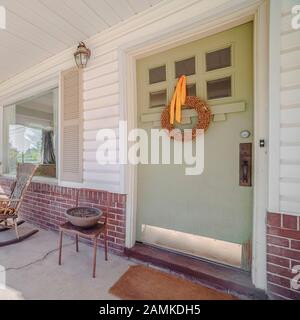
[120,0,269,290]
[268,0,281,214]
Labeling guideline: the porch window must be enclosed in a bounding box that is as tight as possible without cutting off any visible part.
[2,90,58,178]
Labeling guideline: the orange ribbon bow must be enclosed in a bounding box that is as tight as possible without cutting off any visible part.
[169,75,187,124]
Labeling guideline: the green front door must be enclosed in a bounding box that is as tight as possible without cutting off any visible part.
[136,22,254,269]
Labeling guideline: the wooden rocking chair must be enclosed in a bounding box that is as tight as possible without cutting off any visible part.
[0,163,39,247]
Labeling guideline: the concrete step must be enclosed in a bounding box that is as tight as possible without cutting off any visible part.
[125,242,268,300]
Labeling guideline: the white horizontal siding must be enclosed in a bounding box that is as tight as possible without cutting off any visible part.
[281,164,300,178]
[280,200,300,213]
[281,146,300,161]
[280,0,300,214]
[281,88,300,105]
[83,116,120,131]
[84,94,120,111]
[281,181,300,199]
[84,106,119,120]
[83,61,118,82]
[281,69,300,88]
[281,127,300,144]
[281,108,300,124]
[83,162,120,173]
[281,50,300,71]
[84,128,119,142]
[84,72,119,91]
[281,31,300,52]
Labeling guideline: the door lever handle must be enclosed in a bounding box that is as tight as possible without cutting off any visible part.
[242,160,249,183]
[240,143,252,187]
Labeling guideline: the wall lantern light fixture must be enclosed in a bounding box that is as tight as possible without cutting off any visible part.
[74,42,91,69]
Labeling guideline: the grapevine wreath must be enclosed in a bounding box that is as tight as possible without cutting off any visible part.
[161,95,211,142]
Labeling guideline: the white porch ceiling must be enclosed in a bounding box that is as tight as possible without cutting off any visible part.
[0,0,164,84]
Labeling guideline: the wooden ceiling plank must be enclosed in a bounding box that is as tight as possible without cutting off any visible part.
[127,0,151,13]
[5,10,65,54]
[39,0,99,38]
[26,0,88,42]
[83,0,122,26]
[1,0,74,47]
[148,0,163,7]
[64,0,109,32]
[0,30,47,59]
[107,0,136,20]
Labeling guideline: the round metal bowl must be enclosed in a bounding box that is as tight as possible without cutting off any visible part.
[65,207,102,229]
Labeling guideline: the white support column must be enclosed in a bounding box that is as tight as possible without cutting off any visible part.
[251,0,270,290]
[268,0,281,213]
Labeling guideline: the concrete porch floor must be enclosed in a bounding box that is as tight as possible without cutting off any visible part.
[0,224,134,300]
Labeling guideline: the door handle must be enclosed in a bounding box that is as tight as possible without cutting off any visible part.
[242,160,249,183]
[240,143,252,187]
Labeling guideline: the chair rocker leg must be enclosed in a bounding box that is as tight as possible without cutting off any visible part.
[14,219,20,239]
[0,220,25,232]
[0,229,39,247]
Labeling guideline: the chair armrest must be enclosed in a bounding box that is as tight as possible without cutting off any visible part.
[0,198,21,204]
[10,181,17,193]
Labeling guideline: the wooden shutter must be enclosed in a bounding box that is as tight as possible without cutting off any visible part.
[60,67,83,182]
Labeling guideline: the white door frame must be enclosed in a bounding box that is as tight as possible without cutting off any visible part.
[119,0,269,290]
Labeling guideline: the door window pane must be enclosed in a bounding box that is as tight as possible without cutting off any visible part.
[186,84,196,97]
[150,90,167,108]
[207,77,231,100]
[206,47,231,71]
[149,65,166,84]
[175,57,195,78]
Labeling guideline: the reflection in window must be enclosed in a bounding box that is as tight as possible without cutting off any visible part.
[206,47,231,71]
[175,57,195,78]
[3,91,57,177]
[207,77,231,100]
[150,90,167,108]
[8,125,42,173]
[149,65,166,84]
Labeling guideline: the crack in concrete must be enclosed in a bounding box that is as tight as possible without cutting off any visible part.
[0,241,75,272]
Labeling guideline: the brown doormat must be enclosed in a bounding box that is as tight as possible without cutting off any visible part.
[109,265,237,300]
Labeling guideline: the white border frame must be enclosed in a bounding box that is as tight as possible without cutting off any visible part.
[119,0,269,290]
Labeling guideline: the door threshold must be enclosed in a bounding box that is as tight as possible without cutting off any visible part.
[125,242,267,300]
[145,241,243,272]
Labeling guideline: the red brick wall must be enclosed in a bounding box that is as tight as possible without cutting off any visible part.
[267,212,300,300]
[0,177,126,255]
